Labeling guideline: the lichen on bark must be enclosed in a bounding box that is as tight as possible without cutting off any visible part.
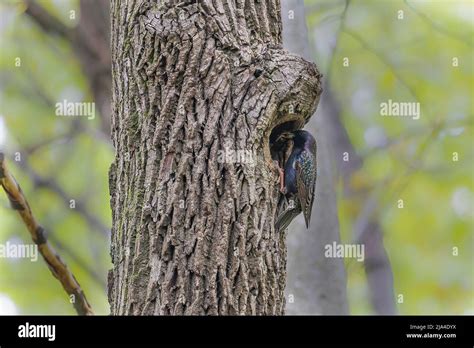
[108,0,322,315]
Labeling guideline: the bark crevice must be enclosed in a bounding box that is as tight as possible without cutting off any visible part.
[109,0,322,315]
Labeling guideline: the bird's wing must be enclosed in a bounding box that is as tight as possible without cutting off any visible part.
[295,150,316,228]
[275,203,301,232]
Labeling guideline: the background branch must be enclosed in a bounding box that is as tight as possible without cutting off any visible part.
[24,0,72,39]
[282,0,349,315]
[404,0,473,47]
[0,152,94,315]
[23,0,112,136]
[16,156,110,238]
[322,0,397,314]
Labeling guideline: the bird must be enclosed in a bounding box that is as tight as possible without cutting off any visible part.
[273,129,317,232]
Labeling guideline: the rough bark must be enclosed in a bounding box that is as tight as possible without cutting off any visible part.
[108,0,322,315]
[281,0,348,315]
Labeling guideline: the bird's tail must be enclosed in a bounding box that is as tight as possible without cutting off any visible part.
[275,206,301,232]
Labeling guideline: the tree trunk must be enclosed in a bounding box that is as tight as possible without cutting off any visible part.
[108,0,322,315]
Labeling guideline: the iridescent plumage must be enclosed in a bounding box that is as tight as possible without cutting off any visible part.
[274,130,317,231]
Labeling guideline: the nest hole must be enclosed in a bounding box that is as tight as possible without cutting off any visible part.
[269,121,300,145]
[269,120,301,162]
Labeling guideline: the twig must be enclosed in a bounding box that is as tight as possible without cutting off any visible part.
[0,152,94,315]
[343,28,421,103]
[404,0,473,48]
[22,0,112,136]
[353,122,444,244]
[23,0,72,39]
[325,0,350,83]
[50,234,107,289]
[17,158,110,238]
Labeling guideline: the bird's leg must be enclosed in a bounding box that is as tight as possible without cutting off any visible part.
[273,160,287,194]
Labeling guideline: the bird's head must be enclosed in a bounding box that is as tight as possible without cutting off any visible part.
[292,130,316,149]
[274,131,295,143]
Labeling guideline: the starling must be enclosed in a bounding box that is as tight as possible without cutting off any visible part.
[274,130,317,232]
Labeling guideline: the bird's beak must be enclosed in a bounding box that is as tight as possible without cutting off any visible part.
[277,131,294,142]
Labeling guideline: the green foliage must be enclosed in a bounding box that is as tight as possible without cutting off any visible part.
[0,0,111,314]
[307,0,473,314]
[0,0,471,315]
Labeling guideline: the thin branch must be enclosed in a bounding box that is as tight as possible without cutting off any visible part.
[324,83,397,315]
[405,0,473,47]
[343,28,421,103]
[49,234,106,289]
[23,129,78,156]
[321,4,396,312]
[0,152,94,315]
[16,157,110,238]
[325,0,350,82]
[5,126,107,290]
[359,117,472,159]
[305,0,346,14]
[353,122,444,244]
[22,0,112,136]
[6,83,109,234]
[23,0,72,39]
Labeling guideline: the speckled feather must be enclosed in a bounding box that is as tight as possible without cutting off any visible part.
[275,130,317,231]
[295,141,317,227]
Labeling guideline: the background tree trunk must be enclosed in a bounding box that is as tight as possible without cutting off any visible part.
[108,0,322,315]
[281,0,348,314]
[324,84,396,314]
[25,0,112,135]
